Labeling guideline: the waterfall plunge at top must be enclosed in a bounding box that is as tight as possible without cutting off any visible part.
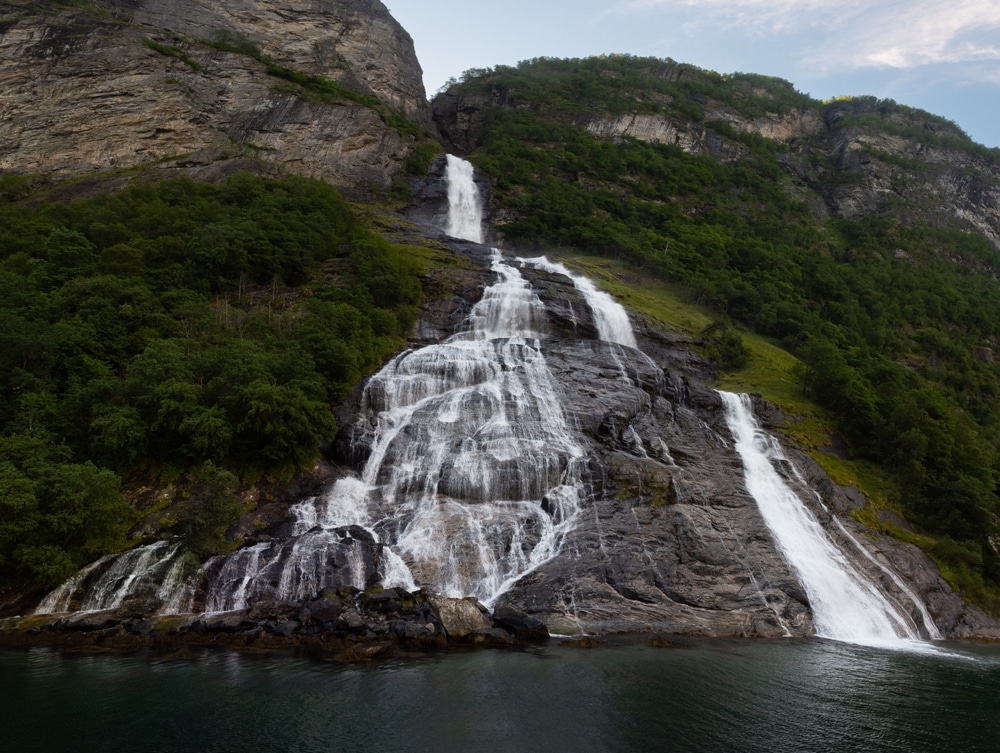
[719,391,942,648]
[445,155,483,243]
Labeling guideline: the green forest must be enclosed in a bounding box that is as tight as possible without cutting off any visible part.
[447,55,1000,607]
[0,173,425,590]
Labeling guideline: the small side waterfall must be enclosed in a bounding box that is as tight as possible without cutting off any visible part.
[35,541,183,614]
[719,391,939,647]
[445,154,483,243]
[518,256,637,348]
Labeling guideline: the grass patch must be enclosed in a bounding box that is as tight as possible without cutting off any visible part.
[143,37,202,72]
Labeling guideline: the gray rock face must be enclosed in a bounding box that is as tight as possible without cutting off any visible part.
[482,263,997,639]
[0,0,435,198]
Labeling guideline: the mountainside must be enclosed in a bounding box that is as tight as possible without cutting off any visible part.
[0,0,436,198]
[3,6,1000,648]
[431,57,1000,613]
[434,56,1000,246]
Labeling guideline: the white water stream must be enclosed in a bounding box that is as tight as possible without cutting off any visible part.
[518,256,637,348]
[444,154,483,243]
[35,541,182,614]
[719,391,940,648]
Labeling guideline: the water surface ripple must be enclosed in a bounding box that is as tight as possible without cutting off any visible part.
[3,639,998,753]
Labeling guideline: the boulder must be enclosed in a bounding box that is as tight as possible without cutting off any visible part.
[428,597,491,639]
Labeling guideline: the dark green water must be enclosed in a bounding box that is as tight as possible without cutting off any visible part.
[2,638,998,753]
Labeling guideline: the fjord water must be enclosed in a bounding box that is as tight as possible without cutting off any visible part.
[3,640,999,753]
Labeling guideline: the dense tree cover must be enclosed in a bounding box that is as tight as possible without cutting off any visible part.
[0,173,424,589]
[452,56,1000,601]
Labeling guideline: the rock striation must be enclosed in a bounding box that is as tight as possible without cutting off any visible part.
[0,0,436,198]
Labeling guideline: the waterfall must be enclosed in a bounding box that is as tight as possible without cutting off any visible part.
[31,161,947,641]
[192,245,647,609]
[445,154,483,243]
[36,169,637,616]
[327,251,586,604]
[518,256,637,348]
[719,391,938,648]
[34,556,114,614]
[186,250,596,611]
[35,541,183,614]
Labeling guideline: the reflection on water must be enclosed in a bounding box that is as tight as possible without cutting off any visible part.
[2,639,999,753]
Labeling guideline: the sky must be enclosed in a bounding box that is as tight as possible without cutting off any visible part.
[386,0,999,149]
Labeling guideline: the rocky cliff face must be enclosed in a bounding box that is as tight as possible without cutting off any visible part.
[0,0,435,198]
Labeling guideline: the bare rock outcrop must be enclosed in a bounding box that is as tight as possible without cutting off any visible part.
[0,0,436,198]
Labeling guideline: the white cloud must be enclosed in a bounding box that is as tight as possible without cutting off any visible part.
[615,0,1000,71]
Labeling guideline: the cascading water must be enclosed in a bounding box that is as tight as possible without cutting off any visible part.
[35,541,182,614]
[355,252,588,603]
[518,256,637,348]
[183,250,589,611]
[719,390,940,648]
[34,151,608,616]
[444,154,483,243]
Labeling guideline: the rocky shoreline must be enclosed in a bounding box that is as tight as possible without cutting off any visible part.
[0,587,555,661]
